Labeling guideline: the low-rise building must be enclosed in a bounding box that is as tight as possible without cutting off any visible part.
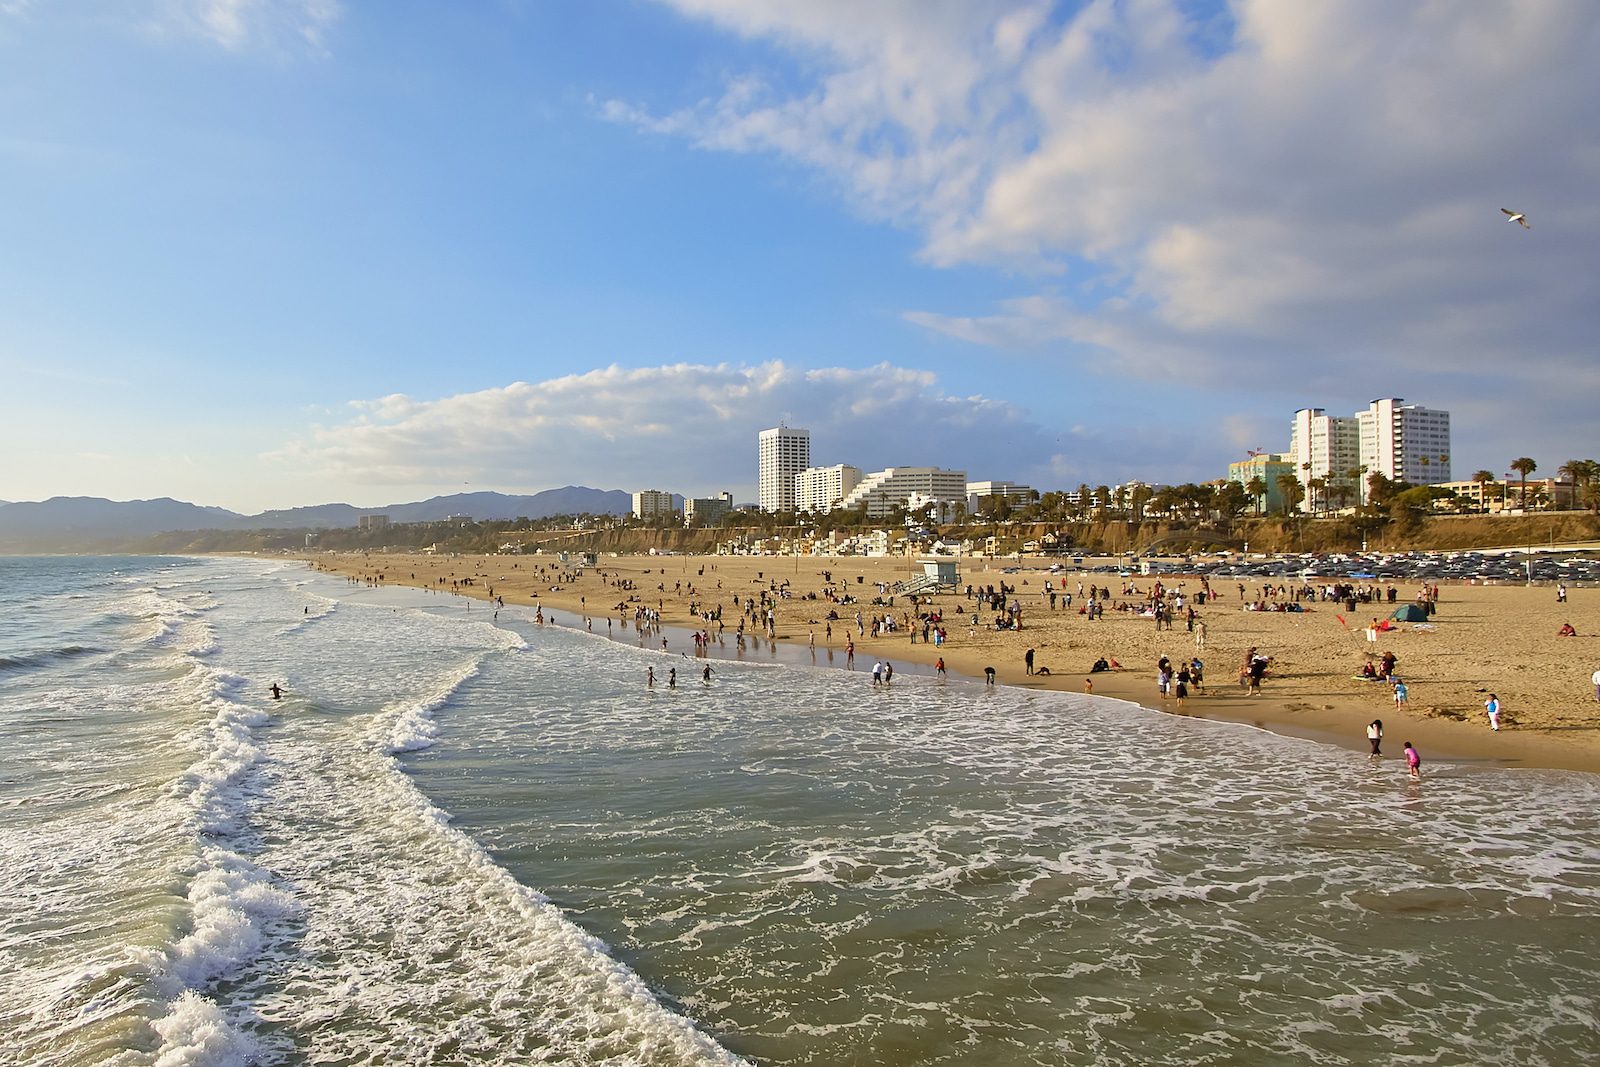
[684,492,734,527]
[1227,454,1297,514]
[967,480,1034,512]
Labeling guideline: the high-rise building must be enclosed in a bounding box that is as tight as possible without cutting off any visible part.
[1288,408,1360,513]
[794,464,862,513]
[631,490,675,520]
[839,467,967,517]
[1357,398,1451,495]
[758,425,810,512]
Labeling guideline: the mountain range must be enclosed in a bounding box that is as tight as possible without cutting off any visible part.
[0,487,671,552]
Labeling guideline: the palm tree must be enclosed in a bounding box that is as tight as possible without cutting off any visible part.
[1275,473,1304,516]
[1308,476,1329,517]
[1246,475,1267,516]
[1470,470,1496,514]
[1558,459,1600,511]
[1510,457,1538,510]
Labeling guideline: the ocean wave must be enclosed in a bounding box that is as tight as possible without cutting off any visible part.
[0,644,102,673]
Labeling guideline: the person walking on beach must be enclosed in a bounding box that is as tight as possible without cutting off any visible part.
[1366,719,1383,756]
[1485,693,1501,731]
[935,657,946,678]
[1593,666,1600,702]
[1404,741,1421,779]
[1393,680,1408,707]
[1194,620,1206,650]
[1557,582,1567,603]
[1025,648,1035,676]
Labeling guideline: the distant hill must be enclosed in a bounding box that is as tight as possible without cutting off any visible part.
[0,486,667,553]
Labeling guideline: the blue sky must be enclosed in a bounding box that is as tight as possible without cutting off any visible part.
[2,1,1596,512]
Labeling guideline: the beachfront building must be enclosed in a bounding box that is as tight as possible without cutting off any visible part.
[1288,408,1360,513]
[1227,454,1297,515]
[1357,398,1451,496]
[631,490,675,521]
[839,467,967,518]
[758,425,811,512]
[683,492,734,527]
[967,480,1035,512]
[794,464,863,513]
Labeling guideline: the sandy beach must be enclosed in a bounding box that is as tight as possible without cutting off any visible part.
[304,550,1600,774]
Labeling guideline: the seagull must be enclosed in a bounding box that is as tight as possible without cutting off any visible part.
[1501,208,1529,229]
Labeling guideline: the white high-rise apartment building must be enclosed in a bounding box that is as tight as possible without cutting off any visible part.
[1357,398,1451,495]
[758,425,811,512]
[1288,408,1360,513]
[631,490,675,520]
[794,464,862,513]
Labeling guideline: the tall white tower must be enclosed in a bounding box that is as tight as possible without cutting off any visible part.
[758,425,810,513]
[1358,398,1451,495]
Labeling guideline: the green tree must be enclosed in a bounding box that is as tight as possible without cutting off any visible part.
[1274,473,1304,515]
[1216,480,1250,520]
[1245,475,1267,515]
[1510,457,1538,510]
[1470,470,1496,514]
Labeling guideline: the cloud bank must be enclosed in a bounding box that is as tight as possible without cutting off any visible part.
[609,0,1600,460]
[266,362,1172,498]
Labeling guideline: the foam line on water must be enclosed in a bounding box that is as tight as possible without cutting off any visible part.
[147,660,293,1063]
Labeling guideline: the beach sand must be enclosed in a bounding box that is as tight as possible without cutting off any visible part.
[305,551,1600,774]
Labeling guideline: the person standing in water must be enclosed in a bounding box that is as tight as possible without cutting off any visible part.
[1404,741,1421,779]
[647,667,655,688]
[1366,719,1383,756]
[702,665,714,685]
[268,683,283,700]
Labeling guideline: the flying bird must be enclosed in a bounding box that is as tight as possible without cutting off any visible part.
[1501,208,1529,229]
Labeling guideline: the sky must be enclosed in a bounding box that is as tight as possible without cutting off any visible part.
[1,0,1596,513]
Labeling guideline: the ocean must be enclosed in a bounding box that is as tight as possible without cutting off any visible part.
[2,554,1598,1066]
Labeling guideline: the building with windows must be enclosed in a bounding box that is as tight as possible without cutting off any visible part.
[794,464,862,513]
[758,425,811,512]
[357,514,389,531]
[967,480,1035,512]
[631,490,675,521]
[1288,408,1360,513]
[839,467,967,517]
[1357,398,1451,496]
[683,492,734,527]
[1227,454,1297,515]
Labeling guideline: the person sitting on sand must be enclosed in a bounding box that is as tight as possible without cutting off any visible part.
[1558,622,1578,637]
[1090,657,1110,673]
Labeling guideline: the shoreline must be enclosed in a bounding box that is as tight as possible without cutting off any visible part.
[299,551,1600,776]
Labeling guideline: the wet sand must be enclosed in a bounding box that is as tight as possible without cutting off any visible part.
[304,551,1600,774]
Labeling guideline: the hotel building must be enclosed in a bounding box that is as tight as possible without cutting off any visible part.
[839,467,968,518]
[1356,398,1451,496]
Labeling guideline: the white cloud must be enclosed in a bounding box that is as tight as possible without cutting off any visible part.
[155,0,340,53]
[264,362,1131,498]
[612,0,1600,468]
